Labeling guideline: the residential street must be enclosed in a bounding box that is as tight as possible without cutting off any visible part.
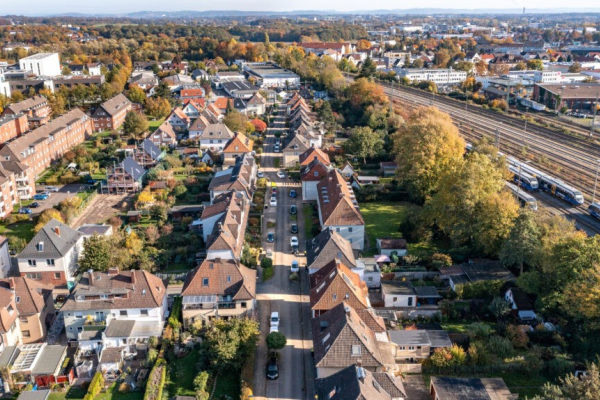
[253,105,315,400]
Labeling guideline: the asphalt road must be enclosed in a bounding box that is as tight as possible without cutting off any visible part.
[254,106,315,400]
[27,183,87,215]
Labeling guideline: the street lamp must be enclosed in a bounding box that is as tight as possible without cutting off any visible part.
[592,159,600,204]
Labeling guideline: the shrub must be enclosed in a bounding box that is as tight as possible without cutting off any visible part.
[430,253,452,269]
[266,332,287,350]
[506,324,530,349]
[84,372,104,400]
[486,335,514,359]
[469,322,493,339]
[261,257,273,269]
[194,371,209,392]
[118,383,130,393]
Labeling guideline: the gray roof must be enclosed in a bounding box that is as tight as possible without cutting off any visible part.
[430,377,513,400]
[381,280,415,296]
[222,80,259,92]
[18,391,50,400]
[460,262,516,283]
[414,286,441,298]
[18,219,82,259]
[141,139,163,161]
[0,346,18,368]
[426,330,453,348]
[105,320,136,338]
[122,156,145,181]
[99,347,124,364]
[388,330,431,346]
[78,327,104,341]
[77,225,112,236]
[316,365,393,400]
[32,345,66,375]
[306,228,356,272]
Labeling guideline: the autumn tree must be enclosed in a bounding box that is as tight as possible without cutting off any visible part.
[499,209,541,274]
[568,62,582,73]
[123,111,148,138]
[345,78,389,122]
[79,235,113,272]
[356,39,372,50]
[392,106,465,201]
[144,97,171,119]
[533,362,600,400]
[343,126,384,163]
[223,110,248,133]
[127,85,146,104]
[250,118,267,133]
[434,49,451,68]
[527,59,544,70]
[34,210,65,232]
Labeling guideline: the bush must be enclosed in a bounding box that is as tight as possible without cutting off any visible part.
[84,372,104,400]
[486,335,514,359]
[430,253,452,269]
[261,257,273,269]
[506,324,529,349]
[143,360,166,400]
[266,332,287,350]
[118,383,131,393]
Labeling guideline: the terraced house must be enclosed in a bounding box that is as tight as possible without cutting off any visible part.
[0,114,29,145]
[0,108,92,177]
[90,93,132,132]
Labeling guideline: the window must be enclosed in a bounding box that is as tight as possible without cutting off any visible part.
[367,277,373,282]
[241,302,247,308]
[332,294,337,301]
[351,345,362,356]
[20,316,27,323]
[54,273,61,279]
[100,294,108,300]
[226,276,231,283]
[22,330,30,338]
[348,227,353,233]
[120,310,128,316]
[336,227,340,232]
[202,278,209,286]
[408,346,415,350]
[393,296,398,302]
[75,313,83,319]
[47,259,55,266]
[141,309,149,316]
[408,297,413,306]
[27,260,36,266]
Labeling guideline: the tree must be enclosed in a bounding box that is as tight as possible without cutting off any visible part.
[356,39,372,50]
[499,209,541,273]
[392,106,465,201]
[343,126,384,164]
[127,85,146,104]
[62,66,72,76]
[261,257,273,269]
[489,296,510,319]
[527,59,544,70]
[223,110,248,133]
[34,210,65,232]
[568,62,582,73]
[193,371,209,400]
[123,111,148,138]
[357,57,377,80]
[250,118,267,133]
[266,332,287,350]
[434,49,451,68]
[429,344,467,367]
[533,362,600,400]
[154,81,173,104]
[145,226,160,245]
[79,235,112,272]
[346,78,389,113]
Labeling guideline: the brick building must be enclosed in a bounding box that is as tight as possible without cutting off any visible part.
[0,113,28,145]
[2,96,51,128]
[0,108,92,178]
[90,93,132,132]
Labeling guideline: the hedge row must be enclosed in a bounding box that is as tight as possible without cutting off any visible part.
[83,372,104,400]
[143,359,166,400]
[168,296,182,330]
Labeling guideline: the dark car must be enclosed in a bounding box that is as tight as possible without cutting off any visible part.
[291,224,298,234]
[18,207,32,215]
[267,232,275,243]
[33,193,49,200]
[289,189,297,198]
[267,356,279,380]
[290,205,297,215]
[29,202,40,208]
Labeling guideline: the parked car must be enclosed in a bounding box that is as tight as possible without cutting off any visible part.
[269,197,277,207]
[277,171,286,179]
[18,208,32,214]
[267,356,279,380]
[290,236,299,248]
[267,232,275,243]
[289,189,297,198]
[270,311,280,327]
[290,260,299,273]
[29,202,40,208]
[274,145,280,153]
[290,205,297,215]
[270,325,279,334]
[272,186,278,195]
[45,186,59,192]
[33,193,49,200]
[290,224,298,234]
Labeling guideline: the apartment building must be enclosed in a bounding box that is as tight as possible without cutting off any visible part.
[0,108,92,178]
[90,93,132,132]
[2,96,51,128]
[0,159,36,215]
[19,53,61,77]
[0,114,28,146]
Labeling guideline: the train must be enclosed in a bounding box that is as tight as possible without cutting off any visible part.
[507,157,585,206]
[507,164,539,191]
[505,182,538,211]
[589,203,600,220]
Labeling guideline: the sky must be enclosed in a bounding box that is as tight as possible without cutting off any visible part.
[2,0,600,15]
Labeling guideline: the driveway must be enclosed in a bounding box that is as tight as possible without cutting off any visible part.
[253,105,315,400]
[29,184,87,215]
[70,193,132,228]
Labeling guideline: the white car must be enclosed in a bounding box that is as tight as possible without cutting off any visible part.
[257,171,264,178]
[270,197,278,207]
[45,186,59,192]
[277,171,286,179]
[270,311,280,328]
[270,325,279,334]
[290,236,299,247]
[274,145,280,153]
[290,260,299,273]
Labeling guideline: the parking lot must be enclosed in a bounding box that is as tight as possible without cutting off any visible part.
[24,184,90,215]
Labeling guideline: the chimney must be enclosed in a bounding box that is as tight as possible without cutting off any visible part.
[54,226,60,236]
[88,269,94,284]
[8,277,15,291]
[131,272,136,285]
[107,268,119,276]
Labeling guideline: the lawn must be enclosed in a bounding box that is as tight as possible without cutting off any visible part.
[49,383,144,400]
[212,369,241,399]
[167,350,201,397]
[303,203,315,240]
[0,220,36,242]
[148,118,165,132]
[440,321,495,333]
[359,201,418,254]
[273,157,281,168]
[263,266,274,281]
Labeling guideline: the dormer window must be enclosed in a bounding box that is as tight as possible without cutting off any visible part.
[37,242,44,252]
[226,276,231,283]
[202,278,209,286]
[76,295,85,302]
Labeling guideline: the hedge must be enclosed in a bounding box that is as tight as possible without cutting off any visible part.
[168,296,182,330]
[83,372,104,400]
[143,359,166,400]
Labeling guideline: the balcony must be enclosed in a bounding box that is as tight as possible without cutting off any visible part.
[217,302,236,309]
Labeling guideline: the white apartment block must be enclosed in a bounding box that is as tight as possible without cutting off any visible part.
[19,53,61,77]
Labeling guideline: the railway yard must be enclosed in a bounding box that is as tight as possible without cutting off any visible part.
[372,79,600,235]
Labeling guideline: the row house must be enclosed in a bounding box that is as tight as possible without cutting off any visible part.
[145,121,177,148]
[106,156,145,194]
[134,139,165,168]
[0,277,55,344]
[316,365,406,400]
[306,228,357,275]
[204,191,251,261]
[195,123,235,152]
[60,269,167,356]
[17,219,84,287]
[299,147,331,201]
[222,132,254,165]
[90,93,132,132]
[316,169,365,250]
[0,108,92,178]
[181,258,256,328]
[166,107,191,131]
[0,343,70,389]
[208,153,256,202]
[0,114,29,145]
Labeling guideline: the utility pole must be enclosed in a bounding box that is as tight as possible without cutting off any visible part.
[591,93,598,137]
